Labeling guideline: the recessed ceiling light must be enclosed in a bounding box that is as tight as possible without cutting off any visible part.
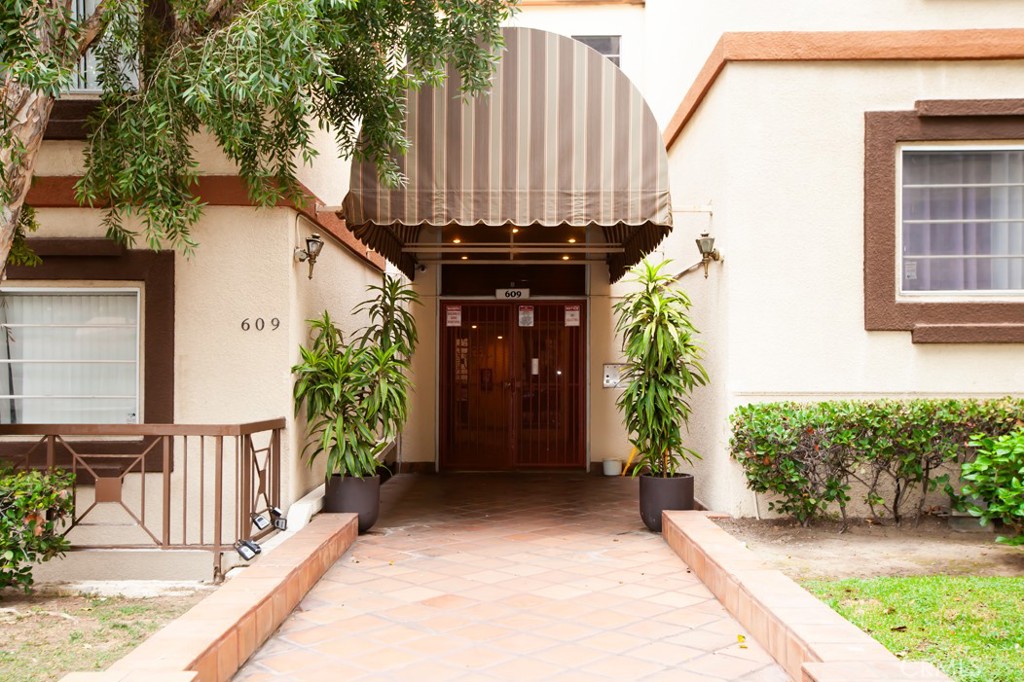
[452,238,461,244]
[568,238,576,244]
[497,335,503,339]
[562,255,570,261]
[461,255,468,260]
[471,325,478,329]
[512,228,519,234]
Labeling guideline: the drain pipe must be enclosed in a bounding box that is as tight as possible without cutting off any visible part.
[752,490,761,520]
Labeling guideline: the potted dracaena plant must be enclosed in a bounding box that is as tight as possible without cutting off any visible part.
[614,260,708,532]
[292,276,419,533]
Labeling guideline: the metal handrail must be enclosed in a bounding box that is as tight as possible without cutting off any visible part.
[0,419,285,581]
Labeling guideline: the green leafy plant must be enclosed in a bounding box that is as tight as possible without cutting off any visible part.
[730,398,1024,527]
[960,429,1024,546]
[613,260,708,477]
[3,0,515,271]
[292,276,419,479]
[1,467,75,591]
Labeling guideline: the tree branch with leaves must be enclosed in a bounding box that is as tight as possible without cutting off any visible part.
[1,0,516,270]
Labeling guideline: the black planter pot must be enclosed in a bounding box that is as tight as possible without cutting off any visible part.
[324,474,381,533]
[639,473,694,533]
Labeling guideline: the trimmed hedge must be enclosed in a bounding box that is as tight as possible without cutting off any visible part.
[1,468,75,591]
[730,398,1024,527]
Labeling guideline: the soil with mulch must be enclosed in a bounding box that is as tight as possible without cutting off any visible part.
[715,515,1024,581]
[0,586,208,682]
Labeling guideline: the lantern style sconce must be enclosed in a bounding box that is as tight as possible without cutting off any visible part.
[295,233,325,279]
[695,231,722,278]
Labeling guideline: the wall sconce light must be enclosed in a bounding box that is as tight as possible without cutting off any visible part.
[695,231,722,278]
[234,539,261,560]
[294,233,325,279]
[269,507,287,531]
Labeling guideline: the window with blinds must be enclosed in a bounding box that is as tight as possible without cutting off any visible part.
[0,289,140,424]
[901,147,1024,295]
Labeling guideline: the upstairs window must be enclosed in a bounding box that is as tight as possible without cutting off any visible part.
[572,35,621,67]
[71,0,101,92]
[901,147,1024,296]
[0,289,141,424]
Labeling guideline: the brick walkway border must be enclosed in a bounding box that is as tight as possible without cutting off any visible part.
[59,514,358,682]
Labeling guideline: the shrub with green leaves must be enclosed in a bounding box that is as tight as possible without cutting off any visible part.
[730,398,1024,527]
[960,430,1024,546]
[292,276,419,479]
[1,468,75,591]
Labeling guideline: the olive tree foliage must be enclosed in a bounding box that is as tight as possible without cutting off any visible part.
[1,0,515,268]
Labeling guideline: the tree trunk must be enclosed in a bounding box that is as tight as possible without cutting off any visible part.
[1,83,55,276]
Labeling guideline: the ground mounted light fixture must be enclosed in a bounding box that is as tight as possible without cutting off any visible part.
[695,231,722,278]
[251,513,271,531]
[270,507,288,531]
[295,233,325,279]
[234,539,262,560]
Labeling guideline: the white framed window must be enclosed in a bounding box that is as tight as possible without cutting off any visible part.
[899,145,1024,296]
[0,288,141,424]
[572,35,621,67]
[71,0,101,92]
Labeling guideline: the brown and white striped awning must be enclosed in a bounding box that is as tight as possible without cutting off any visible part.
[341,27,672,282]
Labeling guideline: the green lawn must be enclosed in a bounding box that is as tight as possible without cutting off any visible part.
[804,576,1024,682]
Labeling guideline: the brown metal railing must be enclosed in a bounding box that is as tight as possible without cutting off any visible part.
[0,419,285,581]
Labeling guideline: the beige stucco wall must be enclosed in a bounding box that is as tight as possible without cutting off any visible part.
[402,264,439,467]
[517,0,1024,128]
[666,59,1024,515]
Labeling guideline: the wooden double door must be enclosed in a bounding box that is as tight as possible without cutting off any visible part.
[440,302,586,470]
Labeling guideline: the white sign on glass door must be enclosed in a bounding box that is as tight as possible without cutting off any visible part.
[446,305,462,327]
[518,305,534,327]
[565,304,580,327]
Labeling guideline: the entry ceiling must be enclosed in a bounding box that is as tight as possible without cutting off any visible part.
[341,27,672,282]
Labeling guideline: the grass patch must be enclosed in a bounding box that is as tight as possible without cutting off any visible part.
[0,590,206,682]
[804,576,1024,682]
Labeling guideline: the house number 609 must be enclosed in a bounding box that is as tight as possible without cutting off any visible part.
[241,318,280,331]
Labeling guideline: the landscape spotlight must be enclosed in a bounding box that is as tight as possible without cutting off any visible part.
[270,507,288,531]
[234,539,261,561]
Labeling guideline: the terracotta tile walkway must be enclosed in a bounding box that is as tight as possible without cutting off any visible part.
[233,473,789,681]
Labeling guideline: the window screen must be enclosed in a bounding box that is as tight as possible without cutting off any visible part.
[0,289,140,424]
[901,148,1024,294]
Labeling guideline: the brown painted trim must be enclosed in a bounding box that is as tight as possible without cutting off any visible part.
[863,107,1024,343]
[916,99,1024,117]
[664,29,1024,149]
[28,238,124,257]
[519,0,642,5]
[45,98,100,140]
[25,175,386,271]
[6,243,175,423]
[913,324,1024,344]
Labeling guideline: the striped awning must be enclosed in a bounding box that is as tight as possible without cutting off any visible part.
[342,27,672,282]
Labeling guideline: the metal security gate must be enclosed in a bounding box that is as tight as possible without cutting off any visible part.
[440,302,585,470]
